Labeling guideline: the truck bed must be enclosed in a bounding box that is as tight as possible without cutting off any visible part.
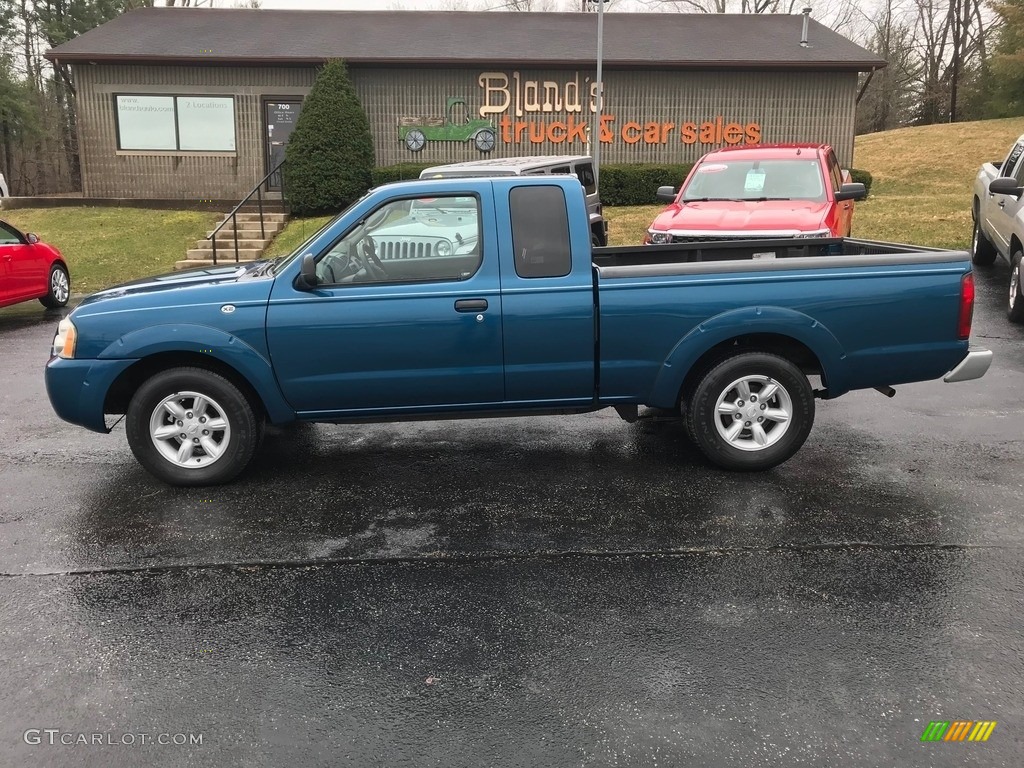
[592,237,952,270]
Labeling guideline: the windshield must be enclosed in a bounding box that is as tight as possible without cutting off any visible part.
[682,158,826,202]
[269,194,369,275]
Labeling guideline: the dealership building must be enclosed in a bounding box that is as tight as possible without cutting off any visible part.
[46,7,884,201]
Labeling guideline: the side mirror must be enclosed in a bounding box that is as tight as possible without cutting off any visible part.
[656,185,678,203]
[294,253,318,291]
[835,182,867,202]
[989,176,1024,199]
[26,233,39,244]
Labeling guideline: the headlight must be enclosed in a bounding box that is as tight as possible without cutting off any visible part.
[51,317,77,359]
[648,231,672,244]
[795,229,832,239]
[435,240,452,257]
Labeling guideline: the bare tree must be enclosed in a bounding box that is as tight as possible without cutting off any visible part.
[856,0,920,133]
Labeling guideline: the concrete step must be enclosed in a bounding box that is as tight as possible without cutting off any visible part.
[206,224,283,238]
[186,247,264,261]
[229,212,289,223]
[174,257,263,271]
[194,238,271,250]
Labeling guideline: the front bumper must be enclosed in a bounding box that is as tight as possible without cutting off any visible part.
[943,347,993,383]
[45,356,137,433]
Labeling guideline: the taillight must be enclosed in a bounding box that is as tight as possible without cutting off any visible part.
[958,272,975,340]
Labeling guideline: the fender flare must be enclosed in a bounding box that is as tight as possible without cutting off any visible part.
[98,324,295,423]
[647,306,849,407]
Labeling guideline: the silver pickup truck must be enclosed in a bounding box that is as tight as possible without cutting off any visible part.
[972,134,1024,322]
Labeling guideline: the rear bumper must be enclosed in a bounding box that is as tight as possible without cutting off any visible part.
[943,347,993,383]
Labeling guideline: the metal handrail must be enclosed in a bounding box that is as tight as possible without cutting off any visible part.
[209,160,286,265]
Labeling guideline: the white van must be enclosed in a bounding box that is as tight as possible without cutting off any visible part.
[419,155,607,246]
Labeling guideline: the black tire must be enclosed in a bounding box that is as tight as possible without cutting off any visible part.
[684,352,814,471]
[971,217,998,266]
[474,129,495,153]
[126,367,263,486]
[591,232,602,249]
[1009,251,1024,324]
[39,262,70,308]
[405,129,425,152]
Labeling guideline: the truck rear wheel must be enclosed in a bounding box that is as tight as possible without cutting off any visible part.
[684,352,814,471]
[972,218,997,266]
[125,367,263,486]
[1009,251,1024,324]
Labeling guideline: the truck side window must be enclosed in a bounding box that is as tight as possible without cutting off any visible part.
[315,194,482,286]
[1014,157,1024,185]
[575,163,597,195]
[1002,143,1024,176]
[510,185,571,279]
[826,152,842,193]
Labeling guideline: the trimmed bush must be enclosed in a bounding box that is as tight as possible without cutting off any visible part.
[597,164,693,206]
[371,163,434,186]
[284,59,375,215]
[849,168,873,195]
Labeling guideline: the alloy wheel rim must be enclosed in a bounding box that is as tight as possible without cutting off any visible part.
[1012,264,1020,309]
[972,224,979,254]
[149,391,231,468]
[713,375,793,452]
[52,269,69,303]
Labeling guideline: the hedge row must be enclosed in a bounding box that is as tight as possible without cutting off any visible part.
[597,164,693,206]
[371,163,434,186]
[369,162,875,204]
[849,168,873,195]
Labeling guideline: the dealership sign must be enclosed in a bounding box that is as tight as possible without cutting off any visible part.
[477,71,761,147]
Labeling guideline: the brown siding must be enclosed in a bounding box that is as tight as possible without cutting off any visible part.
[73,63,857,199]
[353,68,858,168]
[74,64,315,198]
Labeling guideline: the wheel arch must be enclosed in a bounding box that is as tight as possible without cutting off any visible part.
[646,307,848,409]
[104,352,270,422]
[97,325,296,424]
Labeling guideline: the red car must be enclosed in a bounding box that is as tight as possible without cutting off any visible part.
[0,220,70,309]
[646,143,866,244]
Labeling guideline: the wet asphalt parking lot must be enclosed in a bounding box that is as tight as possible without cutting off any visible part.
[0,261,1022,768]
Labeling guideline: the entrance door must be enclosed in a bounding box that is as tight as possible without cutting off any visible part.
[264,100,303,191]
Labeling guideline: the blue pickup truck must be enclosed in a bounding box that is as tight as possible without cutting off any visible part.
[46,176,992,486]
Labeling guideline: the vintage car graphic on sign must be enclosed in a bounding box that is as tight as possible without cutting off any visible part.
[399,97,496,153]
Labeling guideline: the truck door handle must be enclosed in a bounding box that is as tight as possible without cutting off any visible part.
[455,298,488,312]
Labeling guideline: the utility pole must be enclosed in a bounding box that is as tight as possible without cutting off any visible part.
[588,0,608,186]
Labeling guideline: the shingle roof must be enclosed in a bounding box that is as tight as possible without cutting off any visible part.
[46,7,885,71]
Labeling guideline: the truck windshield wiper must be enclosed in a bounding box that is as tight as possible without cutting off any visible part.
[260,255,288,277]
[682,197,739,202]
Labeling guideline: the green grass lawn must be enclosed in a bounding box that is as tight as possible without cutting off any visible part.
[1,207,218,295]
[8,117,1024,295]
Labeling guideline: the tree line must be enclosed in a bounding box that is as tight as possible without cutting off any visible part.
[2,0,1024,196]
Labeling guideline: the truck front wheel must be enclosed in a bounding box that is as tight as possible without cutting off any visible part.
[972,217,997,266]
[684,352,814,471]
[125,367,263,486]
[1009,251,1024,323]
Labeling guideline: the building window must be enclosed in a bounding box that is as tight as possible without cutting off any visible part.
[115,95,236,152]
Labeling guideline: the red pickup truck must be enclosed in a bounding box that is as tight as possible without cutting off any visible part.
[646,144,866,244]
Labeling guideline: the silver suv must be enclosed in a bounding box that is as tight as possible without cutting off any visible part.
[419,155,607,246]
